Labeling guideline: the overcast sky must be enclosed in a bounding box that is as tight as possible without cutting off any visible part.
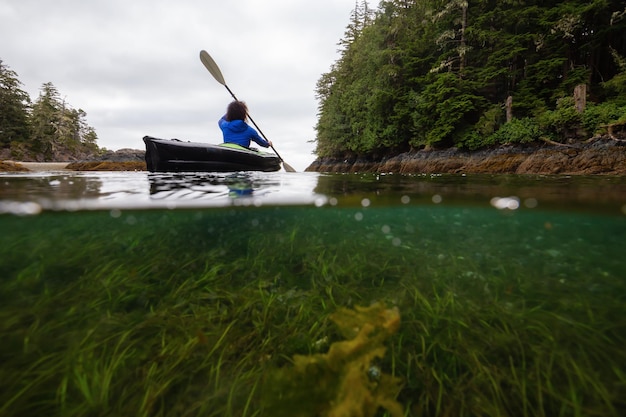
[1,0,358,170]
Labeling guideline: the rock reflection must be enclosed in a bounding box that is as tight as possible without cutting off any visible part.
[0,174,103,202]
[313,173,626,214]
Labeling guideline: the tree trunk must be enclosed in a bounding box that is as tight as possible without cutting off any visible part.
[574,84,586,113]
[506,96,513,123]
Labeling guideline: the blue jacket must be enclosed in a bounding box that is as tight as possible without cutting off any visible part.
[218,116,270,148]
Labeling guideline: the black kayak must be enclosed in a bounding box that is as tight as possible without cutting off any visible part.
[143,136,281,172]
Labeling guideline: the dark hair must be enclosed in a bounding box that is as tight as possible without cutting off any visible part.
[225,101,248,121]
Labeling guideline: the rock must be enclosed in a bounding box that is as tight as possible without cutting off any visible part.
[305,137,626,175]
[0,161,30,172]
[65,161,146,171]
[87,149,145,163]
[65,149,146,171]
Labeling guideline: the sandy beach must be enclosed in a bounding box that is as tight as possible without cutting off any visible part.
[0,161,71,172]
[19,162,71,171]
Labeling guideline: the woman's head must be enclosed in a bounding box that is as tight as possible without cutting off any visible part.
[225,101,248,121]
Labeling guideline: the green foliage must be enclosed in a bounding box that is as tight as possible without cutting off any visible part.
[0,60,31,147]
[411,73,487,148]
[474,105,504,138]
[0,61,99,160]
[482,100,626,147]
[30,82,101,158]
[602,48,626,104]
[488,118,542,146]
[581,102,626,133]
[537,97,582,141]
[314,0,626,156]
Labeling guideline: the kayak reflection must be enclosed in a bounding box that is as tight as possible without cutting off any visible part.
[148,172,279,201]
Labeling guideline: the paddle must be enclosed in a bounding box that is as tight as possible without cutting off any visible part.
[199,50,296,172]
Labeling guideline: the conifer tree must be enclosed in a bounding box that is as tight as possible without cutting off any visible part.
[314,0,626,157]
[30,82,98,160]
[0,60,30,148]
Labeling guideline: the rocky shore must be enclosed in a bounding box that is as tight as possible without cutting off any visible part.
[65,148,146,171]
[305,136,626,175]
[0,149,146,172]
[0,161,32,172]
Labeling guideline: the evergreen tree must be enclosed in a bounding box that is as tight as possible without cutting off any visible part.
[314,0,626,157]
[339,1,375,51]
[30,82,62,158]
[30,82,98,160]
[0,60,30,148]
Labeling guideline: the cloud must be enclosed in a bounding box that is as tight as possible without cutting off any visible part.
[1,0,355,170]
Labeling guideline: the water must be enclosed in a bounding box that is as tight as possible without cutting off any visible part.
[1,171,625,416]
[0,171,325,212]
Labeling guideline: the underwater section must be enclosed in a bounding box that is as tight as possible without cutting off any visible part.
[0,202,625,416]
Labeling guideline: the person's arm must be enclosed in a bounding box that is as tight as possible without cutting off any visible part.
[248,127,271,148]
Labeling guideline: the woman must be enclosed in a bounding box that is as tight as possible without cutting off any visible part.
[218,101,272,149]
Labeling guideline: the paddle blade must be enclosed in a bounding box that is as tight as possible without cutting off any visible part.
[200,50,226,85]
[282,161,297,172]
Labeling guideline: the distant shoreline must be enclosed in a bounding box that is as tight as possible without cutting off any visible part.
[0,160,146,172]
[0,161,70,172]
[0,148,146,172]
[19,162,71,171]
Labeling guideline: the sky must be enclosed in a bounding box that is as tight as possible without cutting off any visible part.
[0,0,358,171]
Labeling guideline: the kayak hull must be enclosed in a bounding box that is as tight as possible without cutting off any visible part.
[143,136,282,172]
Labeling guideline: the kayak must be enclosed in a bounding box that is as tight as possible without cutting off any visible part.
[143,136,281,172]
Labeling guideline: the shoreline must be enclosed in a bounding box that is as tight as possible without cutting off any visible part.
[17,162,71,171]
[305,136,626,175]
[0,161,145,172]
[0,161,71,172]
[3,135,625,175]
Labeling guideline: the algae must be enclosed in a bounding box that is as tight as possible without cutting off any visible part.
[0,161,29,172]
[262,303,404,417]
[65,161,147,171]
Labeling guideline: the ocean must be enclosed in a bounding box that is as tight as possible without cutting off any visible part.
[1,171,625,416]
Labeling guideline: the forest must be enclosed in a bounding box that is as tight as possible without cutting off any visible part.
[0,60,99,161]
[314,0,626,158]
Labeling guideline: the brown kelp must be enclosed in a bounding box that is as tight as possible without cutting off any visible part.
[262,303,404,417]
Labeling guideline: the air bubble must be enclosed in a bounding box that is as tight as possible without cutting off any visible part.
[490,196,520,210]
[524,198,538,208]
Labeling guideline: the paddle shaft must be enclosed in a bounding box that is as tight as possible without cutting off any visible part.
[199,50,295,172]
